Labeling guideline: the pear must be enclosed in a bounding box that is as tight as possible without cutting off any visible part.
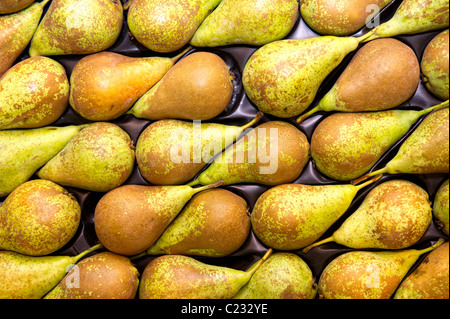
[233,253,317,299]
[0,244,102,299]
[394,241,449,299]
[303,180,433,253]
[94,180,223,256]
[310,101,449,181]
[69,51,185,121]
[352,106,449,184]
[300,0,393,36]
[0,125,86,197]
[127,0,221,53]
[433,179,449,235]
[363,0,449,41]
[0,0,36,14]
[0,0,49,76]
[28,0,123,56]
[421,29,449,100]
[251,175,381,251]
[317,239,445,299]
[0,56,69,130]
[135,113,263,185]
[188,121,310,187]
[37,122,135,193]
[190,0,299,47]
[138,188,250,257]
[242,34,371,118]
[297,38,421,124]
[44,252,139,299]
[129,51,234,121]
[0,179,81,256]
[139,248,272,299]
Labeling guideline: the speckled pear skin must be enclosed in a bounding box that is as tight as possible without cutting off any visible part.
[233,253,317,299]
[0,56,69,130]
[0,1,48,76]
[300,0,393,36]
[421,29,449,100]
[0,244,102,299]
[145,188,250,257]
[317,240,445,299]
[242,36,360,118]
[37,122,135,193]
[433,179,449,235]
[0,179,81,256]
[29,0,123,56]
[0,0,36,14]
[394,241,449,299]
[44,252,139,299]
[0,125,85,197]
[190,0,299,47]
[127,0,221,53]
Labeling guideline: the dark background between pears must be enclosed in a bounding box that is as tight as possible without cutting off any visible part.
[1,0,448,293]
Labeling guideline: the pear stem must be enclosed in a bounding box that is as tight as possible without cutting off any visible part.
[296,106,321,124]
[355,28,379,43]
[191,179,223,194]
[171,47,192,63]
[416,238,446,255]
[245,248,273,276]
[130,251,147,260]
[40,0,50,7]
[123,0,132,10]
[73,243,103,262]
[417,100,449,117]
[302,237,335,254]
[351,166,388,186]
[354,174,383,192]
[240,112,264,131]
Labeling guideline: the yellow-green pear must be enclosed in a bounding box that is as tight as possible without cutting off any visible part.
[433,179,449,235]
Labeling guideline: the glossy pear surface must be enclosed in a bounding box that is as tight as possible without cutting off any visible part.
[0,0,36,14]
[0,179,81,256]
[433,179,449,235]
[190,0,299,47]
[0,56,69,130]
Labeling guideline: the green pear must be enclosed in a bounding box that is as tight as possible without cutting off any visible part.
[0,56,69,130]
[303,180,433,252]
[135,113,263,185]
[0,244,102,299]
[188,121,310,187]
[233,253,317,299]
[0,179,81,256]
[0,0,49,76]
[94,180,223,256]
[394,241,449,299]
[129,51,234,121]
[0,125,86,197]
[297,38,421,124]
[190,0,299,47]
[127,0,221,53]
[138,188,250,257]
[0,0,36,14]
[433,179,449,235]
[242,34,371,118]
[37,122,135,193]
[251,175,381,251]
[29,0,123,56]
[364,0,449,41]
[353,106,449,184]
[317,239,445,299]
[300,0,393,36]
[310,101,449,181]
[44,252,139,299]
[421,29,449,100]
[139,248,272,299]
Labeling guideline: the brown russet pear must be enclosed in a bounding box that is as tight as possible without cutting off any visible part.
[0,56,69,130]
[139,188,250,257]
[433,179,449,235]
[0,244,102,299]
[139,248,272,299]
[297,38,421,124]
[0,0,48,76]
[250,175,381,251]
[0,179,81,256]
[94,180,223,256]
[44,252,139,299]
[310,101,449,181]
[188,121,310,187]
[37,122,135,193]
[0,0,36,14]
[303,180,433,253]
[129,52,233,121]
[394,241,449,299]
[135,113,263,185]
[300,0,393,36]
[317,239,445,299]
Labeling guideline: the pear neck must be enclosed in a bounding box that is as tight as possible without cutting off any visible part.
[417,100,449,117]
